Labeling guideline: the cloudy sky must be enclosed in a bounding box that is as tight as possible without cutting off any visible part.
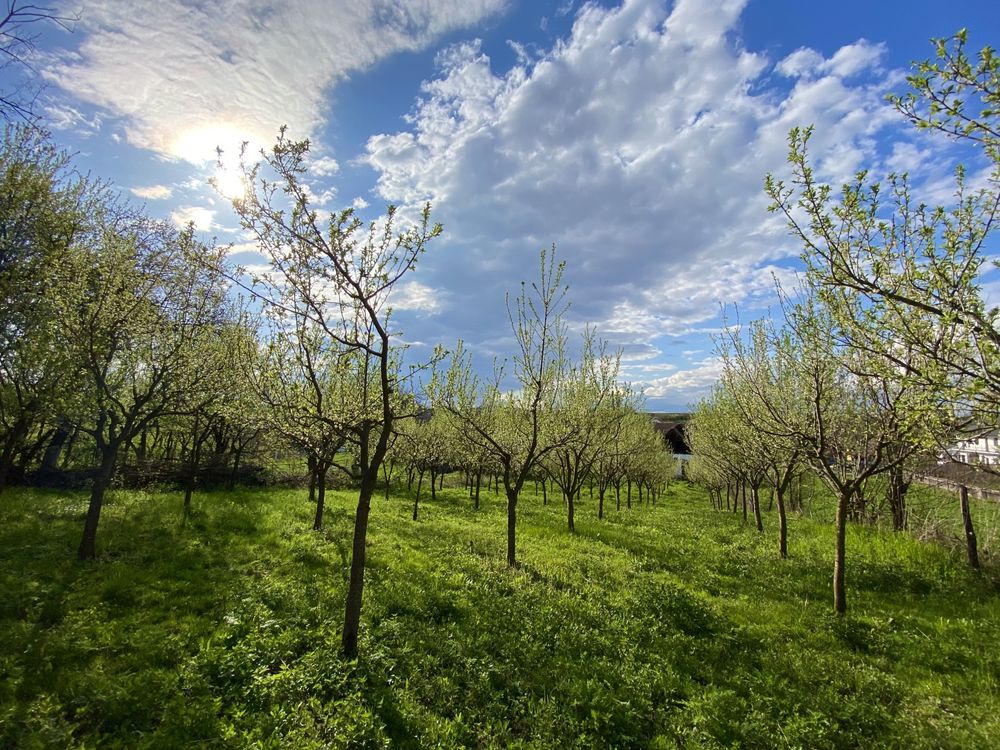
[21,0,999,410]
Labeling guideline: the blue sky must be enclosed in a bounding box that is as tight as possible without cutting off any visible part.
[19,0,999,410]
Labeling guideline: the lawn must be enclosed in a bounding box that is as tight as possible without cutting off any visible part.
[1,478,998,748]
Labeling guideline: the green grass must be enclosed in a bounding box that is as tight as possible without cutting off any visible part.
[1,479,999,748]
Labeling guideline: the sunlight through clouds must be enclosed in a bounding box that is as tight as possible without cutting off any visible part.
[44,0,508,161]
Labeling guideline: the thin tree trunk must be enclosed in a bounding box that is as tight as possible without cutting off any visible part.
[308,455,317,505]
[77,444,118,560]
[342,476,375,657]
[41,423,71,473]
[833,490,848,615]
[430,468,437,501]
[506,489,518,567]
[0,415,30,493]
[541,478,547,505]
[960,485,980,570]
[474,472,481,509]
[228,444,243,490]
[888,465,908,531]
[776,487,788,560]
[567,490,575,533]
[598,488,605,520]
[752,486,763,532]
[413,469,423,521]
[313,465,327,531]
[61,426,79,469]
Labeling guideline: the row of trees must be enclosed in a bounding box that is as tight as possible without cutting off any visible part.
[1,124,673,656]
[687,30,998,613]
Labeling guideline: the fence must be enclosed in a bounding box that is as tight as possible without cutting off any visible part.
[913,473,1000,503]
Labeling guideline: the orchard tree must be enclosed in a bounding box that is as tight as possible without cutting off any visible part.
[766,30,999,456]
[59,221,231,560]
[544,330,626,533]
[433,247,571,567]
[722,297,936,613]
[226,129,441,657]
[716,318,807,557]
[0,126,106,491]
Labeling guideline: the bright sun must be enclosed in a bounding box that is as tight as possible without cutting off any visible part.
[170,123,255,200]
[213,165,247,200]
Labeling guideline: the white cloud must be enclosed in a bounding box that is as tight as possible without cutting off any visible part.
[44,0,508,162]
[44,102,102,135]
[130,184,173,200]
[389,280,446,314]
[641,357,725,403]
[359,0,921,407]
[777,39,885,80]
[170,205,215,232]
[308,155,340,177]
[775,48,825,78]
[365,0,894,336]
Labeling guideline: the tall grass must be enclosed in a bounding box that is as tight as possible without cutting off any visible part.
[1,479,998,748]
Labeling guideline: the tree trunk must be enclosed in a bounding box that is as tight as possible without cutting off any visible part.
[0,414,30,493]
[541,478,547,505]
[313,465,327,531]
[598,488,605,520]
[960,485,980,570]
[430,468,437,501]
[741,483,748,524]
[752,486,763,532]
[776,487,788,560]
[567,489,575,533]
[40,423,71,473]
[887,465,908,532]
[342,476,375,658]
[383,459,394,501]
[183,421,202,516]
[61,426,79,469]
[413,470,423,521]
[77,444,118,560]
[474,472,481,509]
[627,481,632,509]
[833,489,848,615]
[228,444,243,490]
[615,482,621,511]
[506,488,518,567]
[308,457,317,505]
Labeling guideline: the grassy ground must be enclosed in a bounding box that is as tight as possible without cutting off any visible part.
[1,478,998,748]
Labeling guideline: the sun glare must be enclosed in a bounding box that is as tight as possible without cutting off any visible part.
[170,123,257,201]
[172,123,252,163]
[213,164,248,201]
